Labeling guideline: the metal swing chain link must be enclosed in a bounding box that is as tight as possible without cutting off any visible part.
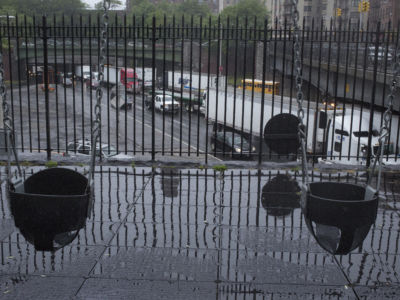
[0,38,22,184]
[291,0,309,183]
[88,0,110,188]
[369,42,400,188]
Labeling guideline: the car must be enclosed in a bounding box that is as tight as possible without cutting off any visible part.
[145,93,180,113]
[85,78,100,90]
[66,140,133,159]
[210,131,256,158]
[110,95,133,110]
[59,72,73,87]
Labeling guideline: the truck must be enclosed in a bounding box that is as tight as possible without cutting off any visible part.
[74,65,91,81]
[135,68,156,89]
[103,66,141,93]
[165,71,226,93]
[206,87,400,164]
[144,91,180,113]
[145,89,205,112]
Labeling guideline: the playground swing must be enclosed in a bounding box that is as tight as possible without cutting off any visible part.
[0,1,111,250]
[291,0,394,255]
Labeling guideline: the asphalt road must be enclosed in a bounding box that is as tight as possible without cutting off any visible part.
[6,82,216,160]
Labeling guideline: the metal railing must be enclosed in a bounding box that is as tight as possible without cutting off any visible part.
[1,15,399,165]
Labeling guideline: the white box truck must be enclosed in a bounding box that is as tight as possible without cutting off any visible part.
[206,87,400,164]
[74,65,91,81]
[166,71,226,92]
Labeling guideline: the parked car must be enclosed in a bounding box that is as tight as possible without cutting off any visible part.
[210,131,256,158]
[66,140,133,159]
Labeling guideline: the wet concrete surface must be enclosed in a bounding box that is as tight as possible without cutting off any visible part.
[0,166,400,299]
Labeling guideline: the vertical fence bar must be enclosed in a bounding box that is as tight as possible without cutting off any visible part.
[223,17,229,157]
[42,16,51,160]
[215,16,220,157]
[141,15,145,155]
[6,15,16,150]
[70,16,77,151]
[258,18,268,164]
[339,20,351,161]
[269,18,277,160]
[232,16,239,159]
[188,16,193,156]
[205,16,211,164]
[114,15,119,155]
[62,15,68,154]
[162,15,166,156]
[367,22,381,167]
[151,16,156,160]
[88,15,93,149]
[179,15,184,156]
[23,16,32,152]
[132,15,136,155]
[171,16,176,156]
[348,20,361,161]
[240,17,248,159]
[393,22,400,161]
[15,16,24,152]
[196,16,202,157]
[123,15,128,154]
[325,20,333,159]
[381,22,390,161]
[53,15,60,153]
[331,21,342,160]
[79,15,85,148]
[356,21,370,162]
[248,17,257,158]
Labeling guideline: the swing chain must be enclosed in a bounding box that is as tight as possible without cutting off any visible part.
[291,0,309,183]
[369,39,400,188]
[88,0,110,188]
[0,32,22,184]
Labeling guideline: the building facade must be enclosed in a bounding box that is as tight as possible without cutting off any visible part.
[369,0,400,30]
[271,0,373,30]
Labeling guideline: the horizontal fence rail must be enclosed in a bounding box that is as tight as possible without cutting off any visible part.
[0,15,400,165]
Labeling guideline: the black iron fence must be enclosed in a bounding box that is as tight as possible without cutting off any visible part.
[1,15,400,165]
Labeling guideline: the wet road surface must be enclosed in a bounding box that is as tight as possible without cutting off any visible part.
[1,166,400,299]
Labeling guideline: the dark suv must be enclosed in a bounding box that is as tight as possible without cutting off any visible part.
[210,131,256,158]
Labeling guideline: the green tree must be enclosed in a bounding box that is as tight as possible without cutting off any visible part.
[127,0,212,26]
[220,0,269,27]
[0,0,87,16]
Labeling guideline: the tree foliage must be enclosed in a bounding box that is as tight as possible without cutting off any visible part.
[127,0,213,26]
[220,0,269,27]
[0,0,87,17]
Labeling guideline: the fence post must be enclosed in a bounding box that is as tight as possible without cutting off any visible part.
[42,16,51,160]
[151,16,156,161]
[367,22,381,167]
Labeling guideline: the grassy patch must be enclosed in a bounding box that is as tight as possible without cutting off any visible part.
[45,160,58,168]
[213,164,227,173]
[290,166,301,172]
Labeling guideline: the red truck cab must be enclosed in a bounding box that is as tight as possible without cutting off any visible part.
[120,68,141,92]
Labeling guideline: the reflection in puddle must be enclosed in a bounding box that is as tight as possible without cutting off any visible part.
[261,174,300,217]
[160,169,180,198]
[0,167,399,296]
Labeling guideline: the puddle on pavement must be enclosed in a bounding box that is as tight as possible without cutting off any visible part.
[0,166,399,298]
